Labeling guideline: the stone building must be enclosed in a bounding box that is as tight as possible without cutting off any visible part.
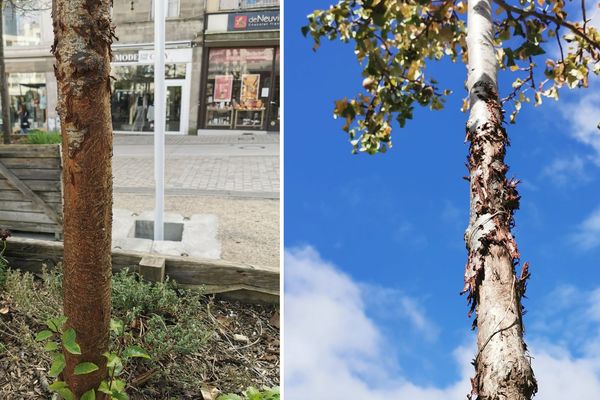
[1,0,280,135]
[201,0,280,133]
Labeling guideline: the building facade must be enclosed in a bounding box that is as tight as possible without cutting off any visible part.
[1,2,55,132]
[201,0,280,133]
[1,0,280,135]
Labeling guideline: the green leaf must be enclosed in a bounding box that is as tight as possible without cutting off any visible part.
[57,387,75,400]
[98,380,111,395]
[123,345,151,359]
[44,342,59,352]
[49,353,66,378]
[62,328,81,355]
[48,380,68,391]
[36,330,54,341]
[46,316,67,333]
[74,362,99,375]
[80,389,96,400]
[111,379,126,392]
[103,352,124,376]
[110,319,124,335]
[112,392,129,400]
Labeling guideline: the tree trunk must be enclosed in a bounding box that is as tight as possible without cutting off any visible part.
[52,0,115,396]
[462,1,537,399]
[0,0,13,144]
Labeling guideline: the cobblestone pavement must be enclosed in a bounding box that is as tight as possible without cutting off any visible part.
[114,133,280,145]
[113,133,280,198]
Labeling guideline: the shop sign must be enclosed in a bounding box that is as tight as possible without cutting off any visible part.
[138,48,193,64]
[113,48,192,64]
[227,10,279,31]
[113,51,139,63]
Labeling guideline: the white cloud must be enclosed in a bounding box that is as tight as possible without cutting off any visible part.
[560,89,600,162]
[542,155,591,186]
[284,246,600,400]
[570,206,600,250]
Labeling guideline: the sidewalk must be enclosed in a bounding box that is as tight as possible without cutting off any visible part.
[112,132,280,268]
[114,132,280,146]
[113,133,280,198]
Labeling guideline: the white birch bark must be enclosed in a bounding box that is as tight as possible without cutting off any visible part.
[463,1,537,399]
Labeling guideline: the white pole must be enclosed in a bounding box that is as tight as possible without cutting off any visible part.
[154,0,165,241]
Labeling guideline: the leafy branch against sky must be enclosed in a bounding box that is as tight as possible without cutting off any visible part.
[302,0,599,154]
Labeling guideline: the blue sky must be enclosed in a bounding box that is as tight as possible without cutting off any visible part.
[284,1,600,398]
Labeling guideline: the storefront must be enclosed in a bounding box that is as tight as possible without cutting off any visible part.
[201,46,279,131]
[111,47,193,135]
[6,73,48,131]
[201,8,280,133]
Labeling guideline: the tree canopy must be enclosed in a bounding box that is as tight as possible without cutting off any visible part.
[302,0,600,154]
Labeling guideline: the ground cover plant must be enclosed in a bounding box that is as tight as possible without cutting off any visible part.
[0,266,279,399]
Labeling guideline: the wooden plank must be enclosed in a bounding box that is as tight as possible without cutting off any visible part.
[0,190,62,202]
[0,145,60,158]
[0,210,56,224]
[0,179,61,192]
[0,161,61,224]
[165,259,279,292]
[0,200,62,213]
[9,168,61,181]
[5,238,279,299]
[1,220,60,234]
[0,157,61,169]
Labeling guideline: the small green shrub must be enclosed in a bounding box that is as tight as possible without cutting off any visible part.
[26,130,62,144]
[3,266,63,322]
[219,387,280,400]
[111,269,180,321]
[111,269,209,359]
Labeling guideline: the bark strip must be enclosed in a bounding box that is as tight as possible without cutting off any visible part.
[52,0,116,396]
[462,1,537,399]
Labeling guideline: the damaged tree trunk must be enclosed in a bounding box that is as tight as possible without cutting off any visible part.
[462,1,537,399]
[0,0,12,144]
[52,0,115,396]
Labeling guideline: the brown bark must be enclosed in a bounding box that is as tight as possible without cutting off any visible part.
[462,2,537,398]
[0,0,13,144]
[52,0,115,396]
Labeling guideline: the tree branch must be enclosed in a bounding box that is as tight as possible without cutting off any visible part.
[493,0,600,53]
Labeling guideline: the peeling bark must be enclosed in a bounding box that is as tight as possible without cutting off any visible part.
[52,0,116,396]
[462,1,537,399]
[0,0,12,144]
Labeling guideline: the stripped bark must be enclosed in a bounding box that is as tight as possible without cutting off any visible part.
[52,0,115,396]
[462,1,537,399]
[0,0,12,144]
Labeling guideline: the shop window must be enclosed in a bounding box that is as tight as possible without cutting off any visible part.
[204,48,275,130]
[150,0,180,19]
[111,64,185,132]
[6,73,47,131]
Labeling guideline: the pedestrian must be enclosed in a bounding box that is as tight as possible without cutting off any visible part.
[18,104,30,135]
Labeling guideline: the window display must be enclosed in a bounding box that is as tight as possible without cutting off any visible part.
[111,64,185,132]
[204,47,277,130]
[7,73,47,131]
